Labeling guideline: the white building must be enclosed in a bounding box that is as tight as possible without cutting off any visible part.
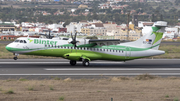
[66,22,83,33]
[47,23,64,32]
[138,21,154,28]
[106,30,118,36]
[162,27,178,39]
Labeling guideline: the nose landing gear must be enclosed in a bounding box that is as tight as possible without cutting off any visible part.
[13,53,19,60]
[13,57,18,60]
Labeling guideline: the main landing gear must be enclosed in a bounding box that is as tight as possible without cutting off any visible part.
[70,60,76,66]
[82,59,89,67]
[69,59,90,67]
[13,53,19,60]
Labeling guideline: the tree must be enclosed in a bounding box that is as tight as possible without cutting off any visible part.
[92,12,98,20]
[48,20,53,24]
[160,14,163,21]
[175,0,180,5]
[152,14,155,22]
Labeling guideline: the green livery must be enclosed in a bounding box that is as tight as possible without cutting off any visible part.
[6,21,167,66]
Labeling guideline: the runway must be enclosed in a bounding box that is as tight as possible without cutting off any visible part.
[0,59,180,79]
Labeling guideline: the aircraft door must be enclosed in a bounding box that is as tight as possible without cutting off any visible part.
[125,47,131,59]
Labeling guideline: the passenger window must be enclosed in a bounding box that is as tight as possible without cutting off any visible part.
[52,45,53,47]
[119,50,120,53]
[61,46,63,48]
[55,45,56,48]
[48,45,50,47]
[58,46,60,48]
[45,45,47,47]
[20,40,23,43]
[122,50,123,53]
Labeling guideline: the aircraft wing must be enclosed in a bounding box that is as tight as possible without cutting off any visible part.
[88,39,121,46]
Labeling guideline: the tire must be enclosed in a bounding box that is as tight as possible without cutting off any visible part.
[70,60,76,66]
[13,57,17,60]
[83,59,89,67]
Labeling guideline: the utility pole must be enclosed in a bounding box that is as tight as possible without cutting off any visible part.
[127,11,130,41]
[49,29,51,39]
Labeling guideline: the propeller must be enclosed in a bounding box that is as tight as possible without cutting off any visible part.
[70,31,79,47]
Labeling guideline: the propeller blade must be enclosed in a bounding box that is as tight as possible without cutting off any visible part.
[74,31,77,41]
[71,32,74,40]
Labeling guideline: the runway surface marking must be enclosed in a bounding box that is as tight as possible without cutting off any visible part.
[44,68,180,71]
[0,73,180,76]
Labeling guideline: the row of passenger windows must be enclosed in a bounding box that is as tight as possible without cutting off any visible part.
[14,40,27,43]
[45,45,124,53]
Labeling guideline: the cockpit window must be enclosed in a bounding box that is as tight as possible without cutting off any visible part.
[14,40,19,42]
[20,40,23,43]
[14,40,27,43]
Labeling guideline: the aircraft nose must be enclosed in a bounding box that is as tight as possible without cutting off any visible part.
[6,45,11,51]
[6,44,14,52]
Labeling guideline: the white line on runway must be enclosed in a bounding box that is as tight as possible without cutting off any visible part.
[44,68,180,71]
[0,62,124,64]
[0,73,180,76]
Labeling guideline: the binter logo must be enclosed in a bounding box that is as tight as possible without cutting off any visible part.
[28,39,33,43]
[34,39,57,45]
[143,39,152,44]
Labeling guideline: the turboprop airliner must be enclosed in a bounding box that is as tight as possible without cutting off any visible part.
[6,21,167,66]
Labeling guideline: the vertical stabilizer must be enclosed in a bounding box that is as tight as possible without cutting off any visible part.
[121,21,167,50]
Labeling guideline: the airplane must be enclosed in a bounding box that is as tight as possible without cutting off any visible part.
[6,21,167,66]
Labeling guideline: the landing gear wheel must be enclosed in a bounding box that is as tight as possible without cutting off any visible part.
[13,57,18,60]
[83,59,89,67]
[70,60,76,66]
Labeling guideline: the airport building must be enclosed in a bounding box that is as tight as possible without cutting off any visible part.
[0,23,16,32]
